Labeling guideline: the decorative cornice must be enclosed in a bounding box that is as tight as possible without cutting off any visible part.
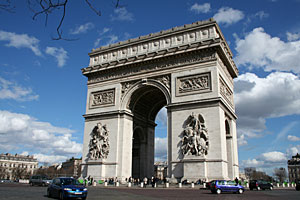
[82,19,238,79]
[86,49,216,84]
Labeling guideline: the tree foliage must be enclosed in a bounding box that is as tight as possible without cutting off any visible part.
[273,167,287,183]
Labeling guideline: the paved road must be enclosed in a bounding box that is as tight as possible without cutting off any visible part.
[0,183,299,200]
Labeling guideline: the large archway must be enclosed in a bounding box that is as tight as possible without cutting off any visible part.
[128,84,168,179]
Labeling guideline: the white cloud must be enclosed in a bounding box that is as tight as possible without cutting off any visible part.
[70,22,95,35]
[34,154,67,164]
[156,107,167,126]
[235,27,300,73]
[235,72,300,139]
[287,146,300,156]
[0,30,42,56]
[0,110,82,164]
[288,135,300,142]
[213,7,244,26]
[190,3,211,14]
[241,151,287,174]
[0,77,39,101]
[237,134,248,146]
[111,7,134,21]
[155,137,167,161]
[45,47,68,67]
[286,32,300,42]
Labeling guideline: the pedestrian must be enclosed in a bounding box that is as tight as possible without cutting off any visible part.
[143,177,147,188]
[235,177,239,185]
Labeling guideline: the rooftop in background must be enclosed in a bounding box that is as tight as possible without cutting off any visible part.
[288,153,300,165]
[0,153,37,161]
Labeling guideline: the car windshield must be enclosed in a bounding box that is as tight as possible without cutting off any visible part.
[61,178,80,185]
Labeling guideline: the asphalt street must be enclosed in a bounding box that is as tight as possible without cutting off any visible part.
[0,183,299,200]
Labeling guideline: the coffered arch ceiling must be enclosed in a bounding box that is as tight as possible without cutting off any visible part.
[128,85,167,122]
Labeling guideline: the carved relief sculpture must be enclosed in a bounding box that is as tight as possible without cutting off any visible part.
[176,73,211,96]
[89,122,110,160]
[219,77,233,106]
[90,89,115,108]
[181,113,209,157]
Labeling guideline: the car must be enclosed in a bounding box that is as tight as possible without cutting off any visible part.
[249,180,273,190]
[210,180,244,194]
[29,175,52,186]
[296,180,300,191]
[47,177,87,200]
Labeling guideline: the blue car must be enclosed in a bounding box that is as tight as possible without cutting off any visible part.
[210,180,244,194]
[47,177,87,200]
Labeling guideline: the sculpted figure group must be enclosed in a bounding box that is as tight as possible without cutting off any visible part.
[181,113,209,156]
[89,122,110,160]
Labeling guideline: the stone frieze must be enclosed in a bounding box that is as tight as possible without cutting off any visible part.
[219,76,233,106]
[89,89,115,108]
[176,72,211,96]
[88,50,216,84]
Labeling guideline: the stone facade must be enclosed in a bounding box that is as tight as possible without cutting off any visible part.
[288,153,300,182]
[0,153,38,180]
[61,158,82,178]
[81,19,239,183]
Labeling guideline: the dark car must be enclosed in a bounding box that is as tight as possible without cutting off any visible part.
[47,177,87,200]
[249,180,273,190]
[211,180,244,194]
[296,180,300,191]
[29,175,52,186]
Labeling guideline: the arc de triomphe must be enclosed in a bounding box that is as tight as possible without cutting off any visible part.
[81,19,239,182]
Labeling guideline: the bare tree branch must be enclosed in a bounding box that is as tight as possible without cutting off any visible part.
[0,0,15,13]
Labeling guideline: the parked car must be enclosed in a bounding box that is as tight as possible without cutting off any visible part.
[296,180,300,191]
[29,175,52,186]
[47,177,87,200]
[249,180,273,190]
[210,180,244,194]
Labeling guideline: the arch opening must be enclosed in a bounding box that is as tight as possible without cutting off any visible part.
[128,85,168,180]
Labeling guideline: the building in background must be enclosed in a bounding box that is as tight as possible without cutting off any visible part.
[288,153,300,182]
[0,153,38,180]
[61,158,82,178]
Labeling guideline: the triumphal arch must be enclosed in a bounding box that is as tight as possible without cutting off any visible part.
[81,19,239,182]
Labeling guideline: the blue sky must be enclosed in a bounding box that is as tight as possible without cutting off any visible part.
[0,0,300,175]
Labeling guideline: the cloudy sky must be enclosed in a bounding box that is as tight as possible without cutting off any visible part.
[0,0,299,175]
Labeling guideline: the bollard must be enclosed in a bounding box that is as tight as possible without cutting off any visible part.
[154,183,157,188]
[203,182,206,189]
[166,182,169,188]
[178,183,182,188]
[191,182,194,188]
[93,181,96,186]
[246,183,249,188]
[140,182,144,188]
[287,183,290,187]
[128,182,132,187]
[104,182,108,187]
[116,182,119,187]
[277,183,279,187]
[292,183,295,187]
[282,183,285,188]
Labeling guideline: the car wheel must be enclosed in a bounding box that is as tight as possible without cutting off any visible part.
[59,191,65,200]
[238,189,243,194]
[257,186,261,190]
[47,189,51,198]
[216,189,221,194]
[270,186,273,190]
